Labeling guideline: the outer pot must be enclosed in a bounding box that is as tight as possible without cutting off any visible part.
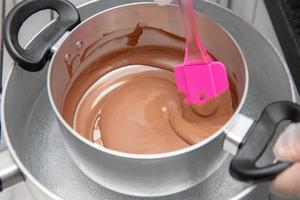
[2,0,300,197]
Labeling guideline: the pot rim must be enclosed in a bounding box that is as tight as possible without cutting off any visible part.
[47,2,249,160]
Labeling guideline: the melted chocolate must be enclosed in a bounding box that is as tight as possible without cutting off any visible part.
[62,25,238,154]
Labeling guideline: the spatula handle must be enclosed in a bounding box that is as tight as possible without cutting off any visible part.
[179,0,212,64]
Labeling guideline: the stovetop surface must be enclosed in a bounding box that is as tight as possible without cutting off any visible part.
[281,0,300,43]
[265,0,300,94]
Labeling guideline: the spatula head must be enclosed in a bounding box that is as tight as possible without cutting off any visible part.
[175,61,229,104]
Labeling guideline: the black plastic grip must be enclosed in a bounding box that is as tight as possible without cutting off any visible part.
[230,101,300,182]
[4,0,80,71]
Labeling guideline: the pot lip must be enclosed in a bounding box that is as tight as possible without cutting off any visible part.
[47,2,250,160]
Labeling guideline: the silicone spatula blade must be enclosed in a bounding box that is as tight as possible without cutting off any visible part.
[175,0,229,105]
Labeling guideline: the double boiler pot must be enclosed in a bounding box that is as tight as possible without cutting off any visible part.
[3,0,300,197]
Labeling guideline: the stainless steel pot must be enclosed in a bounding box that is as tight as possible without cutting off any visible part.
[1,0,299,198]
[49,2,248,197]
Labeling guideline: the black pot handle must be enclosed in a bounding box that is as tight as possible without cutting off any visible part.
[230,101,300,182]
[4,0,80,71]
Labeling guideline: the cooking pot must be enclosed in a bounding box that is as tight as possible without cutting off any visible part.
[2,0,300,198]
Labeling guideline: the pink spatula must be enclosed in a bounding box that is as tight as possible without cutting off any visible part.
[175,0,229,105]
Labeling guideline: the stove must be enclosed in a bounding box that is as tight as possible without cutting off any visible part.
[265,0,300,94]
